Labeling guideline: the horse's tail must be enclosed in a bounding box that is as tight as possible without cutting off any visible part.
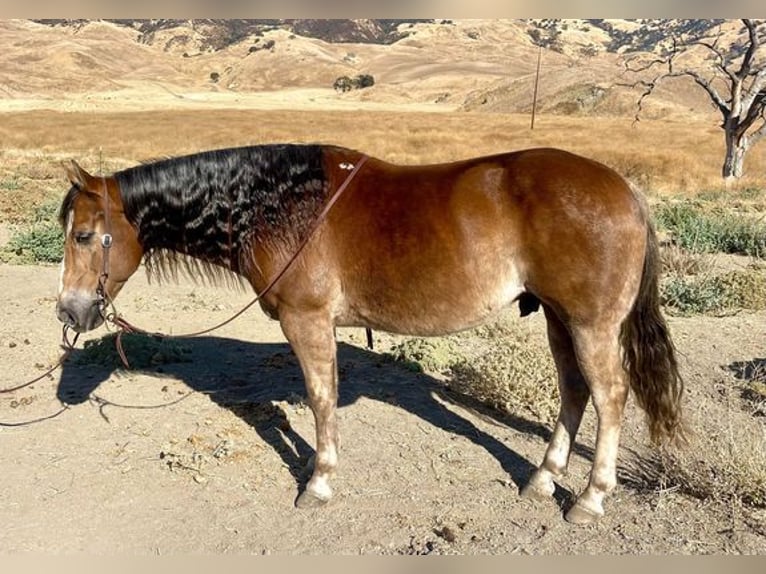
[620,209,686,446]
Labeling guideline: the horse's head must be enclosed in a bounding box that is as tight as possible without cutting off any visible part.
[56,161,143,332]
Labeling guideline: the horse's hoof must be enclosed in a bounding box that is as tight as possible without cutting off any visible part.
[520,482,553,502]
[520,471,555,501]
[564,502,603,525]
[295,490,331,509]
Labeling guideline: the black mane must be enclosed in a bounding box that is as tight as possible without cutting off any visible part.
[114,144,330,284]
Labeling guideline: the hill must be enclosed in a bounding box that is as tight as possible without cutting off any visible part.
[0,19,750,118]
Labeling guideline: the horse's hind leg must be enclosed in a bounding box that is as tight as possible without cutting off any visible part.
[521,306,590,501]
[279,309,340,508]
[564,321,630,524]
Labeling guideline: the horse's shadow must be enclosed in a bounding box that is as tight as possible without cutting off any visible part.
[57,333,593,509]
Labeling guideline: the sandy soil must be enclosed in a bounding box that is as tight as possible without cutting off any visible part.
[1,263,765,555]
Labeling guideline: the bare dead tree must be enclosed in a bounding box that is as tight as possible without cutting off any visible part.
[626,19,766,182]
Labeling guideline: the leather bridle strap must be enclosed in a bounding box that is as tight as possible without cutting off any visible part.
[97,175,114,317]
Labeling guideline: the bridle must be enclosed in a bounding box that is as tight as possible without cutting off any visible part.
[95,175,114,322]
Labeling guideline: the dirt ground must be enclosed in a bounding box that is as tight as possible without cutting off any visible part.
[1,262,765,555]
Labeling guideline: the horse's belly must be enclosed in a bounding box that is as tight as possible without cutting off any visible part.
[339,263,525,336]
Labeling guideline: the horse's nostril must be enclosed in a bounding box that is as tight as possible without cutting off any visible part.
[56,304,76,327]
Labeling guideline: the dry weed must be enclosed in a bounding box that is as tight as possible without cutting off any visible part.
[387,337,464,375]
[448,320,558,425]
[661,244,713,277]
[650,379,766,508]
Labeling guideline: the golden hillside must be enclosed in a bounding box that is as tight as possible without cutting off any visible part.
[0,19,729,118]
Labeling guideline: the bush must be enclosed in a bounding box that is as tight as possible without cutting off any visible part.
[333,74,375,92]
[355,74,375,88]
[3,223,63,264]
[1,201,64,264]
[333,76,353,93]
[635,379,766,509]
[387,337,463,374]
[654,202,766,258]
[76,332,191,369]
[449,321,558,424]
[660,268,766,316]
[386,320,558,424]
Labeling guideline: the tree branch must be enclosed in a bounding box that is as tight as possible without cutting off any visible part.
[737,19,759,79]
[740,68,766,117]
[675,70,730,117]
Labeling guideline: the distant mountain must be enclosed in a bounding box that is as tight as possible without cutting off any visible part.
[31,18,732,55]
[31,19,436,50]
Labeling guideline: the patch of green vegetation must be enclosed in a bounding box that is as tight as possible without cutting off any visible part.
[0,176,21,191]
[1,200,64,264]
[2,222,63,264]
[661,268,766,316]
[76,332,192,369]
[653,201,766,258]
[661,274,731,315]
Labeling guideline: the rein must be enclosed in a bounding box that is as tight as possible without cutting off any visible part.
[103,155,370,367]
[0,325,78,426]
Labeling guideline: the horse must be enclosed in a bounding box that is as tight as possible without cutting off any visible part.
[55,143,684,524]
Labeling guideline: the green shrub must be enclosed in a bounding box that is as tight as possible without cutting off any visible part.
[661,268,766,315]
[2,222,63,264]
[1,201,64,264]
[653,202,766,258]
[76,332,192,369]
[661,274,731,315]
[0,176,21,190]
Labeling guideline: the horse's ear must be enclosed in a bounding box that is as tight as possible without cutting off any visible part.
[63,160,93,190]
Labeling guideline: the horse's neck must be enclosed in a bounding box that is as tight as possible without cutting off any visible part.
[132,174,329,275]
[132,183,242,271]
[119,145,332,275]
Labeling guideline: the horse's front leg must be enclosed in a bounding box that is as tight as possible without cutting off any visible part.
[279,308,340,507]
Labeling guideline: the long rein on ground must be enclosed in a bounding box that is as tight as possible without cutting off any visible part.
[0,156,369,420]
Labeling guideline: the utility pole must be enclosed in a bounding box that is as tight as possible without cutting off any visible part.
[530,45,542,130]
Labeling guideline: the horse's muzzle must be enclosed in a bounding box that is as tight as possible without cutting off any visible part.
[56,293,104,332]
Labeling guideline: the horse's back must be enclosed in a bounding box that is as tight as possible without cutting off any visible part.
[323,147,646,333]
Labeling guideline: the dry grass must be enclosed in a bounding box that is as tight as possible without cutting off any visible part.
[0,109,765,218]
[641,378,766,509]
[387,315,559,426]
[661,244,714,277]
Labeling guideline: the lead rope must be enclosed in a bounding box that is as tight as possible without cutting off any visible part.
[106,155,371,367]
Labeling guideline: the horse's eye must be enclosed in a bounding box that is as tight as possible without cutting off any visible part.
[73,231,95,245]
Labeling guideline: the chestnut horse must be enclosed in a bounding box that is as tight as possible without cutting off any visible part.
[56,144,684,524]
